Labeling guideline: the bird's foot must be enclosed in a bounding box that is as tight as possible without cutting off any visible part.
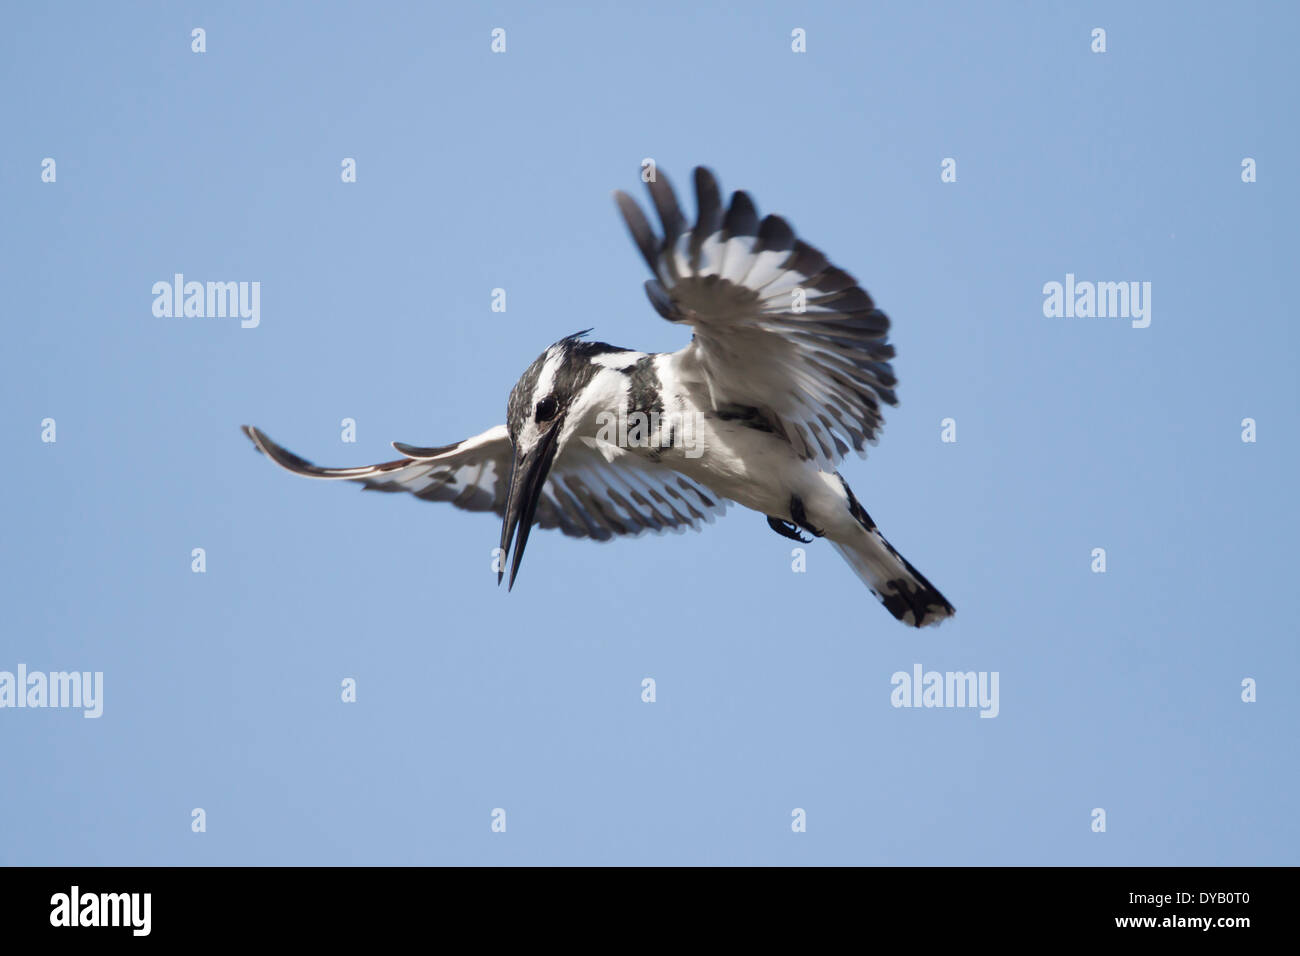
[788,495,825,538]
[767,515,812,543]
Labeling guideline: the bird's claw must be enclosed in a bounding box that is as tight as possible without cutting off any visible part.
[767,516,812,543]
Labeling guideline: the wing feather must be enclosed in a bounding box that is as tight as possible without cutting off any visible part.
[614,166,900,467]
[242,425,725,541]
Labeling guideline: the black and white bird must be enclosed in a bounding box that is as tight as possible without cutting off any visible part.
[243,166,954,627]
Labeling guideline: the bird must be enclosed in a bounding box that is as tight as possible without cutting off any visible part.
[242,165,955,627]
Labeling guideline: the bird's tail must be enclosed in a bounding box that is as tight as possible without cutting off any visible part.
[829,482,955,628]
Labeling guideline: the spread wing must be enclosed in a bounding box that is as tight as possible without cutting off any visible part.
[241,425,725,541]
[614,166,898,469]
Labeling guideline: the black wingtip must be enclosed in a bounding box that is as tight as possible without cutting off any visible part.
[756,214,795,253]
[724,190,759,237]
[238,425,336,476]
[392,439,462,459]
[242,425,267,453]
[693,166,719,198]
[645,171,685,242]
[613,189,661,278]
[644,280,683,322]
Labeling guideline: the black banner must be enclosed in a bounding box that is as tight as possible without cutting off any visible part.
[0,866,1280,941]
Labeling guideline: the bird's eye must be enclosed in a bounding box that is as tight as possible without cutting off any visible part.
[535,396,558,423]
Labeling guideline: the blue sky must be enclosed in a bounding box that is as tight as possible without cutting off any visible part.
[1,1,1295,865]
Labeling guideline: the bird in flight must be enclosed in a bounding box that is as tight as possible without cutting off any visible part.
[243,166,954,627]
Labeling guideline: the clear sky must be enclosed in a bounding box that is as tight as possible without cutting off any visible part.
[2,1,1295,865]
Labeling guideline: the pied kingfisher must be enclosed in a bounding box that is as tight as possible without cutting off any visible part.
[243,166,955,627]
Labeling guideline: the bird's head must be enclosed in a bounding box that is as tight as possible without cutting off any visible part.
[498,332,599,590]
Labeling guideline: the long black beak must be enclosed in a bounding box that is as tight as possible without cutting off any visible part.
[498,421,562,591]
